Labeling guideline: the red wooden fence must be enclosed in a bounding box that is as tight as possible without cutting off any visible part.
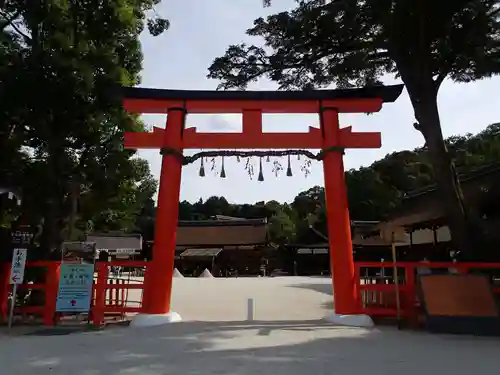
[1,260,499,327]
[0,261,147,327]
[356,261,500,323]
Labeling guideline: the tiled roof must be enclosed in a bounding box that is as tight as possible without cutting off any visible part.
[178,218,267,227]
[404,161,500,200]
[176,222,267,246]
[180,248,223,258]
[121,84,404,103]
[86,233,142,250]
[379,161,500,230]
[212,215,248,221]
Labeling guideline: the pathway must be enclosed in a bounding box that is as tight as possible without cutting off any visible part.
[0,277,498,375]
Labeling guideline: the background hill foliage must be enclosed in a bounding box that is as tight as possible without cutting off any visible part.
[146,123,500,245]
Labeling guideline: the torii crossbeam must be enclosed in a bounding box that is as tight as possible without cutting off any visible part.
[121,84,404,327]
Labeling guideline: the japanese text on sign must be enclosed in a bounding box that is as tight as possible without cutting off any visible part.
[10,248,27,284]
[56,264,95,312]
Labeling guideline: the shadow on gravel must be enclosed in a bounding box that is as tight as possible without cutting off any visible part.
[288,282,335,310]
[25,327,85,336]
[2,319,499,375]
[287,282,333,296]
[23,321,129,336]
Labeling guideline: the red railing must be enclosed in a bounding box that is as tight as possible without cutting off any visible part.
[0,261,148,327]
[0,261,60,326]
[355,261,500,322]
[91,261,147,326]
[2,260,500,327]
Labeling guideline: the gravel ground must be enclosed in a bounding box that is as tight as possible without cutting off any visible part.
[169,276,335,321]
[0,277,498,375]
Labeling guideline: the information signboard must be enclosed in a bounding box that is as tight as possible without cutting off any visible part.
[10,226,33,247]
[55,264,95,312]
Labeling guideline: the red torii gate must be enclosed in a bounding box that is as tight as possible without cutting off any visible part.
[122,85,403,326]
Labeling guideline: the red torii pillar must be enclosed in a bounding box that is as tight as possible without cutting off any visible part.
[140,108,185,314]
[321,107,358,316]
[121,85,403,327]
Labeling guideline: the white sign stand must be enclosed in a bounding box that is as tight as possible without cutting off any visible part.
[8,248,27,329]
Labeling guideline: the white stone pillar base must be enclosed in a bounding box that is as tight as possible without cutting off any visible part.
[129,312,182,328]
[324,313,374,328]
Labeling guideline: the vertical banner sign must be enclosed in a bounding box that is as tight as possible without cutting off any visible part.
[10,248,27,284]
[8,248,27,328]
[56,264,95,312]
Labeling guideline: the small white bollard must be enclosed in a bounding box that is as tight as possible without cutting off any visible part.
[247,298,254,321]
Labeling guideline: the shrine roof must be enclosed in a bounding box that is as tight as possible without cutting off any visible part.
[176,219,268,246]
[86,233,142,251]
[120,84,404,103]
[179,248,223,258]
[403,161,500,200]
[374,161,500,231]
[178,218,267,227]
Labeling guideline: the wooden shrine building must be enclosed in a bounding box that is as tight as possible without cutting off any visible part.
[373,161,500,261]
[149,216,270,277]
[86,232,143,261]
[283,220,390,275]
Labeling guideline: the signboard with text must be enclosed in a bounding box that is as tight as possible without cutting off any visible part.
[10,226,33,247]
[61,241,96,263]
[55,264,94,312]
[10,248,27,284]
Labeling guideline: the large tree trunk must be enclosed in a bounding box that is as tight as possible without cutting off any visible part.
[407,86,478,257]
[65,180,80,240]
[39,149,66,259]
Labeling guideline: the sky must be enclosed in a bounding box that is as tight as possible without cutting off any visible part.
[137,0,500,204]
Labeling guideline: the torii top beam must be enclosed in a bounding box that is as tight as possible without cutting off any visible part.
[120,85,404,114]
[120,84,404,150]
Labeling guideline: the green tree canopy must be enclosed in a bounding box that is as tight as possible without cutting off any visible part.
[0,1,168,256]
[207,0,500,254]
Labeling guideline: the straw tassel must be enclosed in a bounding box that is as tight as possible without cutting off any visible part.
[258,157,264,181]
[220,156,226,178]
[199,158,205,177]
[286,154,293,177]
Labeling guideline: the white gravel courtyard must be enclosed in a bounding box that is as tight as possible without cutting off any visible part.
[169,276,335,321]
[1,276,499,375]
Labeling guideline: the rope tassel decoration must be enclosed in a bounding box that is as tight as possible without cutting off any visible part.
[286,154,293,177]
[199,157,205,177]
[220,156,226,178]
[171,148,336,180]
[258,157,264,181]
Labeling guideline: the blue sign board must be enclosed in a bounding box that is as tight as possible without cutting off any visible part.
[56,264,95,312]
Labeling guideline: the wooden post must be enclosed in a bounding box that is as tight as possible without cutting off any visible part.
[391,234,402,328]
[0,263,10,322]
[92,262,108,326]
[43,262,60,326]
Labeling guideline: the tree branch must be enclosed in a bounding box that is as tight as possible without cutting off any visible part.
[0,10,31,43]
[434,71,448,89]
[487,6,500,18]
[0,9,18,31]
